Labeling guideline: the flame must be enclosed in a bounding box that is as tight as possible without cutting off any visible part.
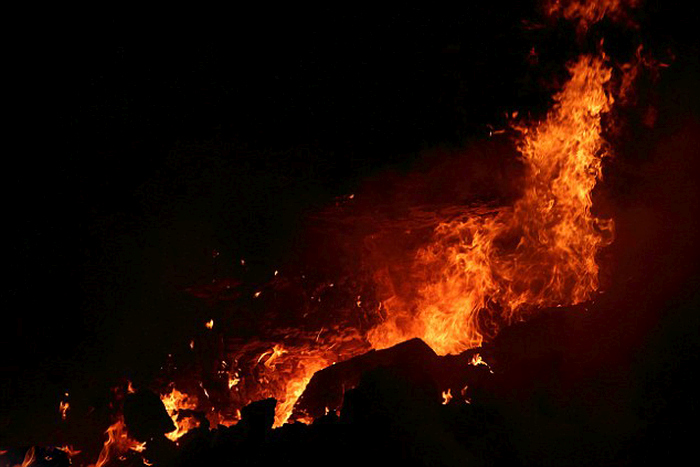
[59,401,69,420]
[545,0,640,31]
[257,344,288,369]
[127,0,637,434]
[144,50,623,436]
[368,55,615,355]
[91,418,144,467]
[160,387,199,441]
[273,357,330,426]
[14,447,35,467]
[58,446,82,458]
[442,389,453,405]
[228,372,240,389]
[180,52,620,421]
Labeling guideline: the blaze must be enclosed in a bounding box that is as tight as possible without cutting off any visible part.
[368,55,615,355]
[129,0,638,434]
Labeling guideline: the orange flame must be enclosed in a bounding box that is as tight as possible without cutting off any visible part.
[164,51,624,433]
[156,0,642,429]
[91,418,144,467]
[273,357,331,426]
[16,447,35,467]
[442,389,453,405]
[160,388,199,442]
[368,55,615,355]
[58,445,82,458]
[59,401,69,421]
[545,0,640,31]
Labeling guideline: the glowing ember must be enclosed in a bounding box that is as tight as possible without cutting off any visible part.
[205,319,214,329]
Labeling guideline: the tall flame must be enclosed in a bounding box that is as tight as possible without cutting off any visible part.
[129,0,637,433]
[368,55,615,355]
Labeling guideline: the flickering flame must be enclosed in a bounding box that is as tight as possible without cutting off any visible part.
[91,418,144,467]
[442,389,453,405]
[59,394,69,421]
[274,358,330,426]
[147,48,627,436]
[17,447,35,467]
[257,344,287,369]
[470,353,494,373]
[58,445,82,458]
[115,0,639,436]
[160,388,199,442]
[367,54,615,356]
[228,373,240,389]
[470,353,485,366]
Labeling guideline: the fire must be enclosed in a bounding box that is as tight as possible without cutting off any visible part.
[273,357,331,426]
[91,418,145,467]
[470,353,486,367]
[164,51,621,426]
[15,447,35,467]
[442,389,453,405]
[58,445,82,458]
[367,54,615,356]
[87,0,641,447]
[59,397,69,421]
[257,344,288,369]
[160,387,199,442]
[545,0,639,31]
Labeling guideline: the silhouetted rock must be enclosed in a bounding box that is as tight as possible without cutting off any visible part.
[123,389,176,442]
[239,398,276,440]
[294,338,440,420]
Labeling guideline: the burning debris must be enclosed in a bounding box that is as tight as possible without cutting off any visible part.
[3,1,698,466]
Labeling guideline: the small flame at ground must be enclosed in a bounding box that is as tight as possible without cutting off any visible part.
[160,388,199,442]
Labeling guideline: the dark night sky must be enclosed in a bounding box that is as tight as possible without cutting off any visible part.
[2,2,699,446]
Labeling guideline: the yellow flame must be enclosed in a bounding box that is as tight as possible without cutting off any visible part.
[442,389,453,405]
[160,388,199,442]
[368,55,615,356]
[90,418,143,467]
